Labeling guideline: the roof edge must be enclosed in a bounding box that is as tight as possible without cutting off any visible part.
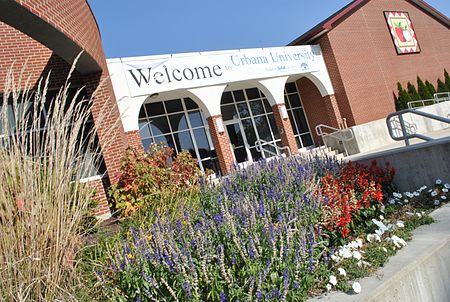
[289,0,450,46]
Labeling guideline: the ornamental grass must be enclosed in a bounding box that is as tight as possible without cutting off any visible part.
[0,61,110,301]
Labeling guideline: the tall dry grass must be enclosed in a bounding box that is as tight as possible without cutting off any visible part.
[0,61,108,301]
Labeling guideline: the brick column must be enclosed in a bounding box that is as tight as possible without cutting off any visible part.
[125,130,144,151]
[81,176,111,219]
[322,94,343,129]
[84,72,128,184]
[271,104,299,156]
[207,115,234,175]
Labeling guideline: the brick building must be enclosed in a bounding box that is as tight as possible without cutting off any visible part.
[0,0,128,218]
[0,0,449,216]
[290,0,450,126]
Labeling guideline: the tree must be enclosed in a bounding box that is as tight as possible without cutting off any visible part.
[417,76,433,100]
[444,69,450,91]
[437,78,448,93]
[425,80,436,97]
[396,82,412,110]
[407,81,420,101]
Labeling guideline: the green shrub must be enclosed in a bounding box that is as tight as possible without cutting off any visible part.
[437,78,448,93]
[396,82,412,110]
[407,81,420,101]
[417,76,433,100]
[109,144,202,220]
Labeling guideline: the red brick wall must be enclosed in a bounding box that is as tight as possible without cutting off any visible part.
[271,104,299,155]
[0,21,84,91]
[318,0,450,125]
[126,130,144,151]
[0,1,129,215]
[207,115,234,175]
[15,0,105,69]
[296,77,342,145]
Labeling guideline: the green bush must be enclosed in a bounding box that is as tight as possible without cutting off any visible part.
[109,144,202,220]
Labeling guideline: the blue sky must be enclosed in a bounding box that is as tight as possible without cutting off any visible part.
[89,0,450,59]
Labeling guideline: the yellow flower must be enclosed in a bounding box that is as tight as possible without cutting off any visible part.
[127,253,134,260]
[147,235,152,241]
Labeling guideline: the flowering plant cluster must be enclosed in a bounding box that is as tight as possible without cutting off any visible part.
[96,155,340,301]
[320,161,394,239]
[109,144,201,217]
[86,154,441,301]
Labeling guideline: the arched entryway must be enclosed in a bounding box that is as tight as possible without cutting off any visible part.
[138,95,220,174]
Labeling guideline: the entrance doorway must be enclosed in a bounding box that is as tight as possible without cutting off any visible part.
[224,120,252,166]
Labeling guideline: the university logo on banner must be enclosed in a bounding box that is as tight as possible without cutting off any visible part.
[384,11,420,54]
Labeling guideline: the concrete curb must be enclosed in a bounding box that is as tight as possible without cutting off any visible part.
[308,203,450,302]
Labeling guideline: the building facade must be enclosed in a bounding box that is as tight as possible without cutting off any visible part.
[107,46,339,176]
[290,0,450,126]
[0,0,129,217]
[1,0,448,217]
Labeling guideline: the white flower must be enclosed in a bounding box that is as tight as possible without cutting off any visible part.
[444,183,450,189]
[391,235,407,248]
[352,251,362,260]
[396,220,405,228]
[393,192,402,198]
[403,199,409,203]
[428,189,433,193]
[379,215,384,221]
[326,283,332,291]
[433,200,440,206]
[441,196,447,200]
[367,233,381,242]
[329,275,337,286]
[331,254,341,262]
[405,211,414,216]
[443,188,448,193]
[339,247,352,259]
[352,281,362,294]
[405,192,414,198]
[416,212,422,218]
[356,238,363,248]
[382,247,388,252]
[413,192,419,197]
[436,179,442,185]
[431,191,438,197]
[420,185,427,191]
[338,267,347,276]
[388,198,396,205]
[372,219,389,236]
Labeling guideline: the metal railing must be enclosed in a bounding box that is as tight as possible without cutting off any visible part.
[315,124,354,156]
[386,109,450,146]
[255,139,291,158]
[407,92,450,109]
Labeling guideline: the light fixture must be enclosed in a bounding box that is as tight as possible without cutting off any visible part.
[280,104,288,120]
[215,117,224,133]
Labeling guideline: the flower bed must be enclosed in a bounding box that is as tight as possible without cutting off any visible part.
[80,153,448,301]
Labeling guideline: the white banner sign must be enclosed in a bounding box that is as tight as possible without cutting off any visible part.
[119,45,321,97]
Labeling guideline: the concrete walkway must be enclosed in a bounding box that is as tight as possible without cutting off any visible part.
[308,203,450,302]
[346,127,450,162]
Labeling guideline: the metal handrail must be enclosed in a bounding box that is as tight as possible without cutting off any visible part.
[255,139,291,158]
[407,99,435,109]
[386,109,450,146]
[407,92,450,109]
[315,124,354,156]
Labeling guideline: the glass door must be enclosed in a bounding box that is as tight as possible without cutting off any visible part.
[225,121,252,165]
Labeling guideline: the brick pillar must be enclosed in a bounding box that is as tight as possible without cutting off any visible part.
[126,130,144,151]
[322,94,343,129]
[271,104,299,156]
[207,115,234,175]
[84,72,128,184]
[81,176,111,219]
